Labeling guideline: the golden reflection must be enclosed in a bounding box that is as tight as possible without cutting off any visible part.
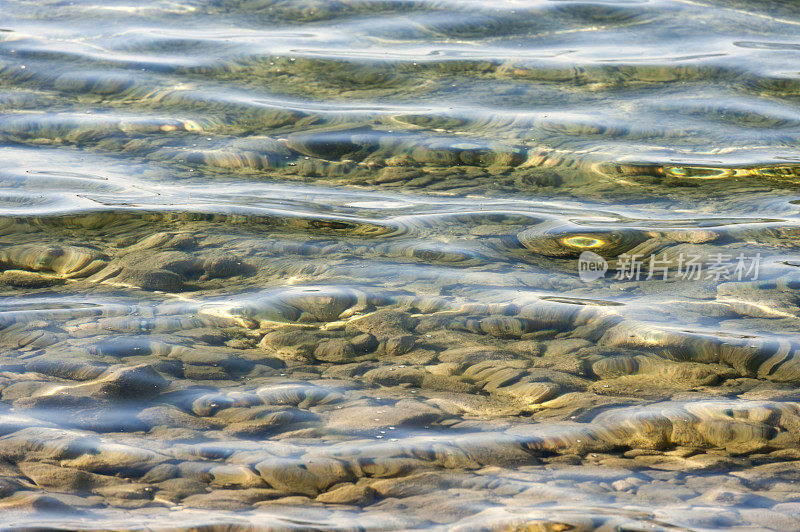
[665,166,734,179]
[561,235,605,249]
[601,162,800,181]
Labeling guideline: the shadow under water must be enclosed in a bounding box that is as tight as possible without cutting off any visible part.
[2,0,800,530]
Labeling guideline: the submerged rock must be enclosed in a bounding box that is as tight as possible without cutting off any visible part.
[0,270,65,288]
[18,461,125,491]
[114,268,184,292]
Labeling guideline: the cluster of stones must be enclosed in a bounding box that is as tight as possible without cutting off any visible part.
[1,248,800,527]
[0,203,799,528]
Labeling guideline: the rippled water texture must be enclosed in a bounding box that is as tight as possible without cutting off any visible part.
[3,0,800,530]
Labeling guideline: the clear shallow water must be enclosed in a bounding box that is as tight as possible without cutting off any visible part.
[3,0,800,530]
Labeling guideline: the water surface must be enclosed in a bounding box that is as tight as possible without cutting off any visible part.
[2,0,800,530]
